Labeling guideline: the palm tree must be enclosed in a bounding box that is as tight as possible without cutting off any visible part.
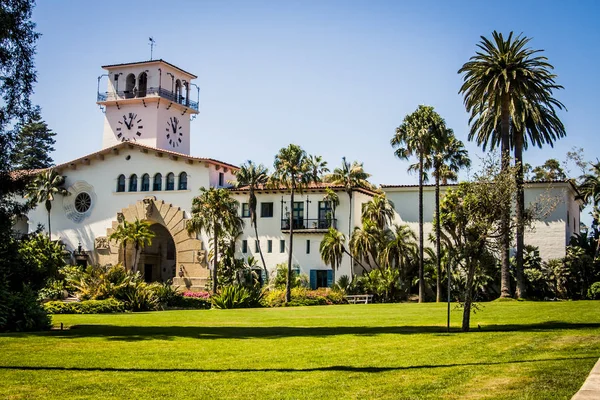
[362,193,395,230]
[391,105,441,302]
[307,155,329,179]
[323,187,339,226]
[319,228,345,284]
[25,169,69,241]
[233,161,269,279]
[431,129,471,302]
[459,31,565,298]
[128,219,156,273]
[350,220,384,271]
[324,157,373,276]
[109,220,131,269]
[579,161,600,258]
[380,224,417,296]
[271,144,316,302]
[187,187,244,293]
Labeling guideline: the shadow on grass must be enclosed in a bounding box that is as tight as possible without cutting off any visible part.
[0,356,596,374]
[4,321,600,341]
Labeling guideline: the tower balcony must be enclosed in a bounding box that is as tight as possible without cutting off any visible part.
[97,86,198,111]
[281,218,337,232]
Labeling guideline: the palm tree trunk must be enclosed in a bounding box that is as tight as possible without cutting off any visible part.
[515,132,526,299]
[46,200,52,241]
[133,243,140,273]
[286,186,295,303]
[122,241,127,270]
[499,94,512,298]
[213,229,219,293]
[418,154,425,303]
[254,223,268,281]
[435,168,441,303]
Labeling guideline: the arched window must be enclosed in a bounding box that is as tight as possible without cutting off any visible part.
[178,172,188,190]
[166,172,175,191]
[117,174,125,192]
[125,73,135,99]
[153,173,162,191]
[141,174,150,191]
[175,79,182,104]
[184,81,189,106]
[129,174,138,192]
[137,72,147,97]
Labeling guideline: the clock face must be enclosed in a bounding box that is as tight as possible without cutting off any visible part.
[165,116,183,148]
[116,112,143,142]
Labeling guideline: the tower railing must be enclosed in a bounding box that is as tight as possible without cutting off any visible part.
[97,86,198,111]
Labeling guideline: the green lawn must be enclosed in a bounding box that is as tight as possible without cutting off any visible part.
[1,302,599,399]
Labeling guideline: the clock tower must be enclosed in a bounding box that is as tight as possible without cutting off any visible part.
[97,60,199,154]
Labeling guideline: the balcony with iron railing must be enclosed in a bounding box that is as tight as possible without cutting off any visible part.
[97,86,198,111]
[281,218,337,232]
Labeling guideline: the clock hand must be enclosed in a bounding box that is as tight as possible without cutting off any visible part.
[123,115,130,129]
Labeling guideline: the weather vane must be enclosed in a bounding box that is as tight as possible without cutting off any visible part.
[149,37,156,60]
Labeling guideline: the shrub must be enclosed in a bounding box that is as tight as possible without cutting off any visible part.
[44,298,125,314]
[589,282,600,300]
[120,280,160,312]
[168,296,212,309]
[211,285,263,309]
[183,291,211,299]
[262,287,347,307]
[150,280,181,306]
[0,285,51,332]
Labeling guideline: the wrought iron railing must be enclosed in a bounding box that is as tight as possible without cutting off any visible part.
[281,218,336,230]
[97,86,199,111]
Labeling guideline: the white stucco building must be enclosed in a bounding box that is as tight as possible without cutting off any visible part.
[15,59,582,291]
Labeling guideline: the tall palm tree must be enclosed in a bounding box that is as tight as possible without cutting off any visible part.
[324,157,373,276]
[459,31,565,298]
[271,144,316,302]
[361,193,395,230]
[187,187,244,293]
[350,220,385,271]
[380,224,417,296]
[233,161,269,279]
[431,129,471,302]
[128,218,156,273]
[391,105,441,302]
[25,169,69,241]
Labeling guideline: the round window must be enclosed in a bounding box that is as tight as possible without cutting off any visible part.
[74,192,92,213]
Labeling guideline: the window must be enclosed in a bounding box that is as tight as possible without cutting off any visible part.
[153,173,162,191]
[267,240,272,253]
[310,270,332,289]
[218,172,224,187]
[318,201,332,228]
[242,240,248,253]
[129,174,137,192]
[293,201,304,229]
[125,73,135,99]
[178,172,188,190]
[166,173,175,191]
[306,239,310,254]
[116,174,125,192]
[255,240,260,253]
[241,203,250,218]
[261,202,274,218]
[74,192,91,213]
[280,240,285,253]
[141,174,150,191]
[137,72,147,97]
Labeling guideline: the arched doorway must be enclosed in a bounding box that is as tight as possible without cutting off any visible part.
[138,223,176,283]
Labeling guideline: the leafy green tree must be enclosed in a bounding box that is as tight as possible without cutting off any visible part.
[459,31,565,298]
[391,105,442,302]
[271,144,317,302]
[25,170,69,241]
[531,159,566,181]
[439,163,518,331]
[233,161,269,278]
[187,187,244,293]
[431,128,470,302]
[11,109,56,170]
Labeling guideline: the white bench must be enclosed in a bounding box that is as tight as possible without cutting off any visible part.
[345,294,373,304]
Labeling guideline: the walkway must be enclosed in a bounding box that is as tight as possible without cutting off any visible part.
[572,358,600,399]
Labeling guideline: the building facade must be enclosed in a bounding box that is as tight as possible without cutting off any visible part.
[15,59,582,290]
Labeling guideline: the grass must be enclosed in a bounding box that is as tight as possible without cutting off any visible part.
[1,301,599,399]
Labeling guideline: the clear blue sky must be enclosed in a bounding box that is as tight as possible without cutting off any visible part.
[32,1,598,220]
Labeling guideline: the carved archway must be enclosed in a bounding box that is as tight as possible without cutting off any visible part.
[99,196,209,290]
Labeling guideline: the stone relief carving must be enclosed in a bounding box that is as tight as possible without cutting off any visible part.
[117,212,124,223]
[196,249,207,264]
[143,197,154,219]
[95,236,110,250]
